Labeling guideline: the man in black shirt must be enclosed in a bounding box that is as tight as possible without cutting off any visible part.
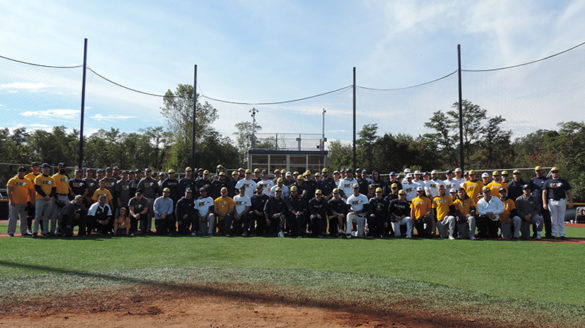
[175,188,197,235]
[250,184,269,236]
[388,190,412,238]
[367,187,388,238]
[264,187,288,237]
[327,188,347,236]
[287,186,307,237]
[308,189,328,237]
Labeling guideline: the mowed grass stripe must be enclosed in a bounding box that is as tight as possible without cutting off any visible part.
[1,235,584,307]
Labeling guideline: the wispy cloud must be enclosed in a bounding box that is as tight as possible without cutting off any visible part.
[20,109,79,120]
[90,114,136,121]
[0,82,50,91]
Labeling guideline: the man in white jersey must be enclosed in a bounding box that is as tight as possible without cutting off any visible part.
[345,183,369,238]
[257,170,274,196]
[337,170,358,200]
[235,169,257,198]
[401,173,418,201]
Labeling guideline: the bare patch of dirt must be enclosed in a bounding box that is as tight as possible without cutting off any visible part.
[0,282,516,327]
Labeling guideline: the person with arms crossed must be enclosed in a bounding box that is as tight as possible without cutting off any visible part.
[345,183,369,238]
[410,187,433,238]
[6,166,35,237]
[432,184,456,240]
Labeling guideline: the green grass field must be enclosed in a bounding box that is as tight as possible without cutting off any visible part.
[1,225,585,327]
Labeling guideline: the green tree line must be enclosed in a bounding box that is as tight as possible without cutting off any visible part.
[327,100,585,201]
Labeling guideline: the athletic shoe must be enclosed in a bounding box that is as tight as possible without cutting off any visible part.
[23,232,33,237]
[470,236,476,240]
[241,232,248,237]
[536,232,541,240]
[277,231,284,238]
[191,232,197,236]
[560,236,566,240]
[8,233,14,237]
[448,236,455,240]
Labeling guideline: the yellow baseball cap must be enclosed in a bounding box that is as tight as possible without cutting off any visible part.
[398,190,406,195]
[163,187,171,193]
[274,187,282,192]
[551,167,559,172]
[492,171,500,176]
[375,187,383,193]
[332,188,339,193]
[513,169,520,174]
[468,170,476,175]
[501,170,508,175]
[254,168,260,173]
[185,167,192,172]
[321,168,328,173]
[315,189,323,195]
[203,170,209,174]
[290,186,298,192]
[482,186,491,193]
[245,169,251,174]
[168,169,175,174]
[535,166,541,171]
[391,183,398,188]
[277,177,283,183]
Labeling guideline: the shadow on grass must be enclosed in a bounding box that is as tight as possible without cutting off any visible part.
[0,259,495,328]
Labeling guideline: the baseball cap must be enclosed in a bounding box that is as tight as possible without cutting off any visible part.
[403,168,411,174]
[315,189,323,195]
[145,168,152,172]
[58,162,65,167]
[285,171,292,177]
[274,187,282,192]
[389,171,396,176]
[163,187,171,193]
[245,169,251,174]
[468,170,476,175]
[333,170,340,174]
[534,166,541,171]
[398,190,406,195]
[254,168,261,173]
[513,169,520,174]
[314,172,320,177]
[551,167,559,172]
[238,167,244,171]
[216,164,224,169]
[522,184,531,190]
[185,188,193,193]
[482,186,491,193]
[414,170,421,175]
[321,168,328,173]
[406,173,413,178]
[220,187,228,192]
[168,169,175,174]
[352,183,359,189]
[498,187,507,193]
[98,194,107,200]
[231,171,239,176]
[375,187,383,193]
[481,172,489,178]
[219,172,226,176]
[454,168,462,172]
[290,186,298,192]
[274,169,281,174]
[446,169,453,174]
[203,170,209,174]
[449,188,457,193]
[391,183,398,188]
[332,188,340,193]
[501,170,509,175]
[297,175,304,180]
[40,163,50,168]
[416,186,424,192]
[261,169,267,174]
[492,171,500,176]
[277,177,283,183]
[431,170,438,175]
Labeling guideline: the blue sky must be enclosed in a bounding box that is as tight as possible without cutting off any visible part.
[1,0,584,145]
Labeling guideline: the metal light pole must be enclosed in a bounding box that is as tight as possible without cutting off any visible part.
[78,38,88,169]
[321,108,327,150]
[192,64,197,169]
[457,45,464,171]
[250,107,258,148]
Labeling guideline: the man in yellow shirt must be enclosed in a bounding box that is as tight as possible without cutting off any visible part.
[33,163,56,237]
[24,162,41,233]
[432,184,456,240]
[499,188,521,239]
[487,171,506,197]
[453,188,477,240]
[6,167,36,237]
[410,187,432,238]
[92,179,114,209]
[463,170,483,202]
[214,187,235,236]
[51,162,73,235]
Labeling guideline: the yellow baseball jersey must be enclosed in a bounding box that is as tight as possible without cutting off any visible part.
[432,195,453,221]
[411,196,431,220]
[114,216,131,230]
[25,172,40,202]
[214,196,234,216]
[499,198,516,224]
[463,180,483,201]
[52,173,71,195]
[7,176,34,204]
[487,181,506,197]
[453,197,476,216]
[92,188,113,203]
[34,174,56,200]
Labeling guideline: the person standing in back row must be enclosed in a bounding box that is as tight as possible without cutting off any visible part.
[542,167,573,239]
[6,166,35,237]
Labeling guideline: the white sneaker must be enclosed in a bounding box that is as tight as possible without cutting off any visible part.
[536,232,542,240]
[470,236,476,240]
[449,236,455,240]
[278,231,284,238]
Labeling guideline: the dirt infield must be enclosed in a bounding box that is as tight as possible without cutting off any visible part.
[0,283,511,328]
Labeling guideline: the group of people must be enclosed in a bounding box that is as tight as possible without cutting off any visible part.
[5,162,574,240]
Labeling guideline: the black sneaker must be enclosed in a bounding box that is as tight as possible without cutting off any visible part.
[560,236,566,240]
[8,233,14,237]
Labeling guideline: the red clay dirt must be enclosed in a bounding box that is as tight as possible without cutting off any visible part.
[0,283,511,328]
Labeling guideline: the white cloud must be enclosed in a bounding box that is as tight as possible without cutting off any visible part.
[90,114,136,121]
[19,109,79,120]
[0,82,50,91]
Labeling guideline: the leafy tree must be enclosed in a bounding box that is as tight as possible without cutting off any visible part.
[327,140,352,170]
[234,120,262,163]
[357,123,378,170]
